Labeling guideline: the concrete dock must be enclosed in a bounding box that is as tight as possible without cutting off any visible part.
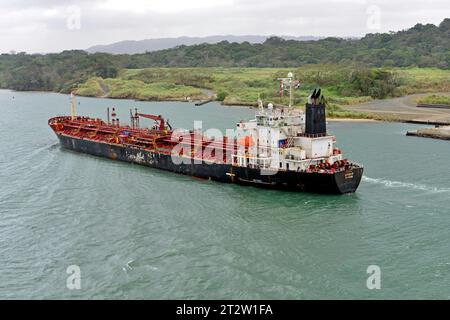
[406,126,450,141]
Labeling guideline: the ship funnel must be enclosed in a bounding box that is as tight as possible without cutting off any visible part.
[305,88,326,136]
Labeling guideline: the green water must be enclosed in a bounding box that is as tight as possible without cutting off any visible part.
[1,89,449,299]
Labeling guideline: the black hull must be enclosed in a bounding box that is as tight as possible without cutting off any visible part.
[57,134,363,194]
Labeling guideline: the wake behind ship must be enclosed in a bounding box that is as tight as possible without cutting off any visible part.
[49,83,363,194]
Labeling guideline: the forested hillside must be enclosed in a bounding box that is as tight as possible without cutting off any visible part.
[0,19,448,93]
[135,19,449,68]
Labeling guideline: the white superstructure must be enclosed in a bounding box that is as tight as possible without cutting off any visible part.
[235,104,344,173]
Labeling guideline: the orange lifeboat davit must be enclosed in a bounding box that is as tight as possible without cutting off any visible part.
[237,136,254,147]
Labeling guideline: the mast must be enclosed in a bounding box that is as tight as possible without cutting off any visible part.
[277,72,296,107]
[289,72,293,107]
[70,92,76,120]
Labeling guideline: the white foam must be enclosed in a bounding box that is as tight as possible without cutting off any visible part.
[362,176,450,194]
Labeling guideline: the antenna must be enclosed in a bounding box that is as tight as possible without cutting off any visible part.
[70,92,76,120]
[130,109,134,129]
[257,96,263,111]
[135,108,140,128]
[277,72,298,108]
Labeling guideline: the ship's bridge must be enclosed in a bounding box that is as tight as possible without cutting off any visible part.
[255,109,304,127]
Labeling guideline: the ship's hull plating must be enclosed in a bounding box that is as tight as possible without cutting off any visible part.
[57,134,363,194]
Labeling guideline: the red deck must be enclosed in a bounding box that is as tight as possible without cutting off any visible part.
[48,114,350,173]
[48,115,237,163]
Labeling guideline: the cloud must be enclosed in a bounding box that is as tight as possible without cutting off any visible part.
[0,0,449,53]
[97,0,235,14]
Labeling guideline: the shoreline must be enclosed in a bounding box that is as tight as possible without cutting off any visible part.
[327,118,378,122]
[3,88,449,125]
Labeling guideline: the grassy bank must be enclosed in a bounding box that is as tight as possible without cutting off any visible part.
[414,93,450,105]
[74,66,450,119]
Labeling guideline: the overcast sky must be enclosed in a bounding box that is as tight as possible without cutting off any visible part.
[0,0,449,53]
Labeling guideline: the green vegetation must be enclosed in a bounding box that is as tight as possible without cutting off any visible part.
[0,50,120,92]
[415,94,450,105]
[124,18,449,69]
[71,66,450,120]
[0,19,448,95]
[104,78,205,101]
[76,70,207,100]
[216,91,228,101]
[397,68,450,94]
[0,19,448,119]
[76,77,106,97]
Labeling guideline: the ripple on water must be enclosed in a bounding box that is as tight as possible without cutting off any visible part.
[362,176,450,194]
[2,92,450,299]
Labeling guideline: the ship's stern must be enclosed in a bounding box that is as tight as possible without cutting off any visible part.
[333,164,364,194]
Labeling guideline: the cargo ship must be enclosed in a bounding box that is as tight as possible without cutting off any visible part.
[49,79,363,194]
